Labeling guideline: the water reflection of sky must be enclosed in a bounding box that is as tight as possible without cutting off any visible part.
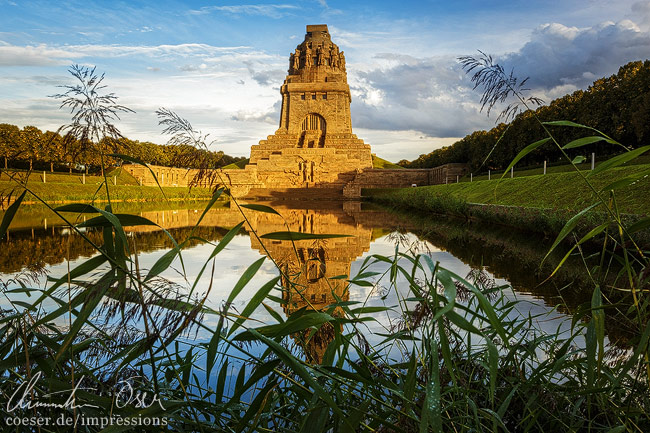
[4,204,594,346]
[1,203,602,398]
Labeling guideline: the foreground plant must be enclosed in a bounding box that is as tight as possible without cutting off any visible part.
[0,64,649,433]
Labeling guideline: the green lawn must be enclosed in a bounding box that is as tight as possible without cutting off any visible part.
[467,154,650,181]
[222,159,249,169]
[372,154,403,169]
[1,180,213,204]
[368,163,650,215]
[0,167,214,203]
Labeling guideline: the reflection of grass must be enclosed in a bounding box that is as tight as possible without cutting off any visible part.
[3,199,230,230]
[369,164,650,214]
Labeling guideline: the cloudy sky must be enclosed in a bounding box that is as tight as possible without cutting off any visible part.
[1,0,649,162]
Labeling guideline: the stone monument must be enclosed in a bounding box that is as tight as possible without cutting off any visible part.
[244,24,373,197]
[123,25,468,197]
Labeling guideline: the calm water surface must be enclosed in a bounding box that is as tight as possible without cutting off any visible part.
[1,200,600,352]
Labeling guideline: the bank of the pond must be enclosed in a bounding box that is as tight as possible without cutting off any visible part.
[0,180,214,204]
[366,164,650,242]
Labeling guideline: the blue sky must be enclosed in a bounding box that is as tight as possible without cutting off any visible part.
[1,0,649,161]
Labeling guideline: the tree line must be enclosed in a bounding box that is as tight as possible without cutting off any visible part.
[400,60,650,171]
[0,124,246,173]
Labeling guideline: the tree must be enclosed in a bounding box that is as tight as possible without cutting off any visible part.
[42,130,64,172]
[0,123,20,169]
[19,126,44,170]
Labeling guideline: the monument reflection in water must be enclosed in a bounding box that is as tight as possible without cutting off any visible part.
[246,204,375,363]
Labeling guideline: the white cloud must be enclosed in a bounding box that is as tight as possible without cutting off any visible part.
[0,42,252,67]
[345,14,650,141]
[347,55,489,137]
[188,4,299,18]
[500,19,650,89]
[0,44,81,66]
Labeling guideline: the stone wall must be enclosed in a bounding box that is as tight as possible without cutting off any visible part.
[122,162,470,199]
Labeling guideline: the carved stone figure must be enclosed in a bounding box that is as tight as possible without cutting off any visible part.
[339,51,346,72]
[330,47,338,68]
[304,44,312,67]
[316,46,324,66]
[292,48,300,71]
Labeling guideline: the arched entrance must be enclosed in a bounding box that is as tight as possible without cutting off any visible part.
[298,113,326,148]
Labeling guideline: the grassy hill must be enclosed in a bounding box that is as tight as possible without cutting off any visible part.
[372,155,403,169]
[222,158,249,169]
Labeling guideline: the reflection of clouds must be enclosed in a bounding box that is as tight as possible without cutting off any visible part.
[1,217,576,347]
[350,232,575,349]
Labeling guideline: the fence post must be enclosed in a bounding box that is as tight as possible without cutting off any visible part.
[470,173,473,182]
[543,160,547,175]
[456,175,459,183]
[43,171,46,183]
[114,175,117,186]
[82,173,85,184]
[139,177,142,186]
[591,152,595,170]
[488,170,491,180]
[511,167,514,178]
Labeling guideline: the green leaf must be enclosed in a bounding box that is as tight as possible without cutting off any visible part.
[601,167,650,191]
[54,203,98,213]
[500,137,551,182]
[190,221,244,292]
[247,329,350,427]
[432,268,456,320]
[77,213,159,228]
[228,276,280,336]
[0,190,26,241]
[547,222,609,279]
[420,338,441,433]
[592,286,605,371]
[446,310,483,335]
[145,245,181,282]
[542,202,600,264]
[240,203,281,215]
[260,231,351,241]
[235,310,334,341]
[627,217,650,234]
[487,338,498,403]
[588,145,650,177]
[55,271,114,362]
[544,120,592,128]
[349,306,390,315]
[226,257,265,305]
[562,136,614,150]
[571,155,586,164]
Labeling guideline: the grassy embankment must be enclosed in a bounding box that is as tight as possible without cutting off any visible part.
[0,167,214,204]
[466,153,650,181]
[367,163,650,238]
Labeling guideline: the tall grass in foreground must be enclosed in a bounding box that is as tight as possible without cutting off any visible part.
[0,64,648,432]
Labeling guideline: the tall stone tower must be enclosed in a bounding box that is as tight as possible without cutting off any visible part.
[246,24,373,195]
